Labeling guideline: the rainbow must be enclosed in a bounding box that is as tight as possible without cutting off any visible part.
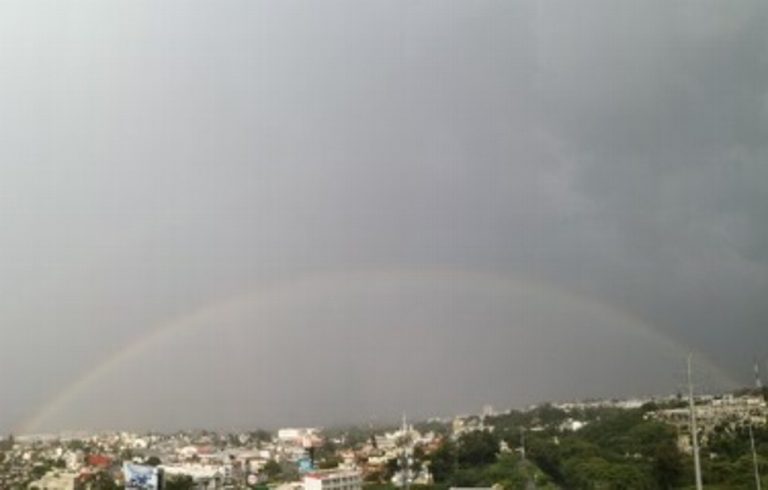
[17,267,738,434]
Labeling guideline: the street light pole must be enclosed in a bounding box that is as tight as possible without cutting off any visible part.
[687,354,704,490]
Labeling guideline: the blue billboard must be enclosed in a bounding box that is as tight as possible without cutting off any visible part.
[123,463,160,490]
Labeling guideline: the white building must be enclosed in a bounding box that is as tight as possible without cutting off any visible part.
[558,419,587,432]
[303,469,362,490]
[28,471,79,490]
[62,450,84,471]
[277,428,319,445]
[162,464,225,490]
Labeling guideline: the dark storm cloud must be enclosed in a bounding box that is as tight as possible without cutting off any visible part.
[530,0,768,371]
[0,0,765,431]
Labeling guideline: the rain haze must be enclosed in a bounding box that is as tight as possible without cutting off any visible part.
[0,1,766,433]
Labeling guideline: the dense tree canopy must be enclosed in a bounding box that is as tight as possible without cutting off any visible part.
[424,404,767,489]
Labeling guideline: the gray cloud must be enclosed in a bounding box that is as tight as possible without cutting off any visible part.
[0,0,765,432]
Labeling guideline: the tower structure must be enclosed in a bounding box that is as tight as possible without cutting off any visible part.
[399,413,412,490]
[687,354,703,490]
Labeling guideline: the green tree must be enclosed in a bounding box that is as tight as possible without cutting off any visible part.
[652,440,682,489]
[145,456,162,467]
[89,470,121,490]
[527,437,563,484]
[458,430,499,467]
[250,430,273,444]
[0,435,14,451]
[262,459,282,481]
[165,475,195,490]
[429,440,457,483]
[318,454,342,469]
[383,457,399,481]
[31,462,53,480]
[481,453,527,489]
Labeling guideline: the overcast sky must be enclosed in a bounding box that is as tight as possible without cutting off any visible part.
[0,1,766,433]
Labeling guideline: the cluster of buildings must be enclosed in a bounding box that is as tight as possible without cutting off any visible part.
[8,390,766,489]
[551,397,652,411]
[6,417,451,490]
[0,429,332,489]
[650,393,768,453]
[6,424,412,490]
[357,419,438,486]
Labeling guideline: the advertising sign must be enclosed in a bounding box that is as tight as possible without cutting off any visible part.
[123,463,160,490]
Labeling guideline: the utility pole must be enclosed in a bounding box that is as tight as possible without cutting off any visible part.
[520,427,526,461]
[688,353,704,490]
[749,424,762,490]
[400,413,411,490]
